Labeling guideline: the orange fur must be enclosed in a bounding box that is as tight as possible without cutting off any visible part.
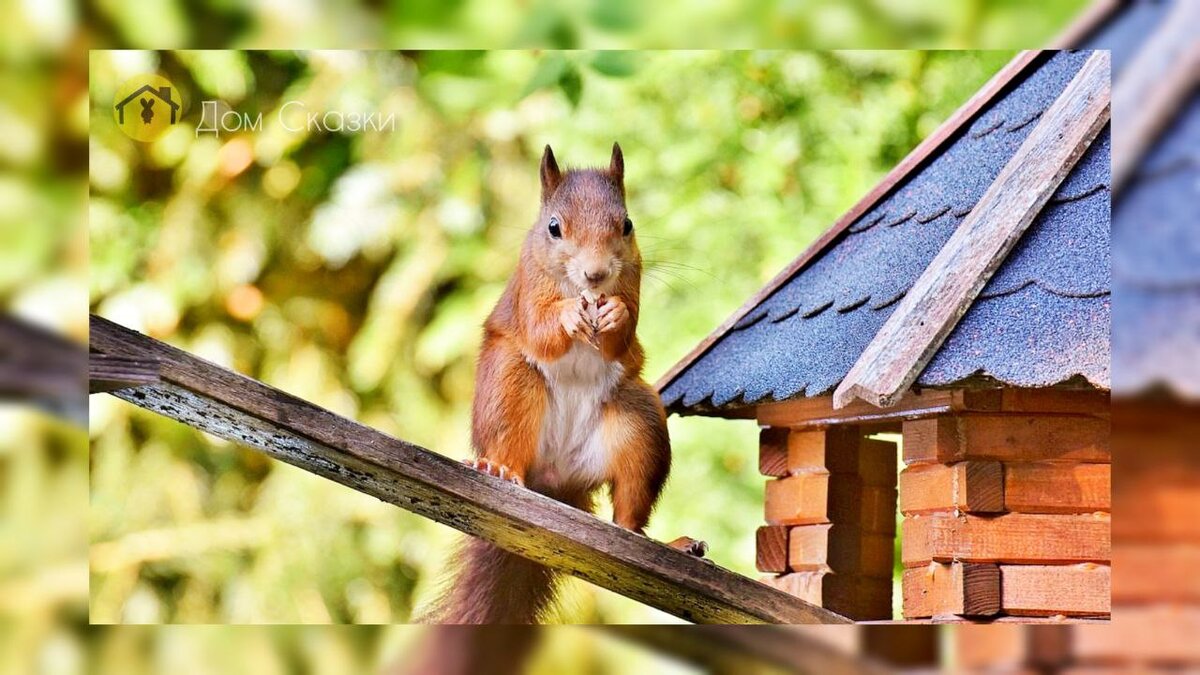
[429,143,671,624]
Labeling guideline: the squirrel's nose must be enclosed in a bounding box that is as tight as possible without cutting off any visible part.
[584,269,609,285]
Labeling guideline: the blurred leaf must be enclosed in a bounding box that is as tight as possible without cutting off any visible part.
[588,0,641,32]
[520,53,569,98]
[559,63,583,107]
[589,51,637,77]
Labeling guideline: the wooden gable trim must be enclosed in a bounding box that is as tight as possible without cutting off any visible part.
[653,50,1044,398]
[1047,0,1119,49]
[832,51,1111,410]
[1110,0,1200,191]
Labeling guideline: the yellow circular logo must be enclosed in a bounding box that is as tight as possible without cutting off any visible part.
[112,74,184,142]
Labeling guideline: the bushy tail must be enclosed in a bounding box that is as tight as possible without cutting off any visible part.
[424,537,559,624]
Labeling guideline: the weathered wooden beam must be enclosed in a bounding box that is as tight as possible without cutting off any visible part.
[1112,543,1200,604]
[758,387,1108,429]
[654,51,1044,399]
[89,353,161,394]
[1003,462,1110,514]
[902,561,1001,619]
[833,51,1111,410]
[898,461,1005,515]
[603,626,896,675]
[89,315,848,624]
[1000,563,1110,617]
[1074,606,1200,662]
[1111,0,1200,192]
[902,513,1110,566]
[902,415,1110,465]
[755,525,790,574]
[760,572,892,622]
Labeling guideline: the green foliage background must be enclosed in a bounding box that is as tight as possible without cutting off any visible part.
[88,49,1017,625]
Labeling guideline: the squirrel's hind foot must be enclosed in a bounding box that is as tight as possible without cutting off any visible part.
[667,536,709,558]
[463,457,525,486]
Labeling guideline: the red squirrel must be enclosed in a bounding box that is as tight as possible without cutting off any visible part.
[428,143,692,624]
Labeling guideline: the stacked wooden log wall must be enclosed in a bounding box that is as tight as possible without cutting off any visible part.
[900,413,1111,621]
[756,425,898,620]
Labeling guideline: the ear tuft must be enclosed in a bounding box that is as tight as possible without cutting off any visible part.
[609,142,624,184]
[540,144,562,203]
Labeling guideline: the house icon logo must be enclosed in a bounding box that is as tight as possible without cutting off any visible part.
[112,74,184,142]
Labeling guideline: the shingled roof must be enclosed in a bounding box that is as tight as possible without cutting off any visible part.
[660,50,1111,416]
[1094,0,1200,399]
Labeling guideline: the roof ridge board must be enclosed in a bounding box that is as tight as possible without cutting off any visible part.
[653,50,1047,394]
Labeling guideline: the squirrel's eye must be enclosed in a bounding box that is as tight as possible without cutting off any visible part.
[623,217,633,236]
[548,216,562,239]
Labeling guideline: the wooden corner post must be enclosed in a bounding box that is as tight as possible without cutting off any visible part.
[900,397,1111,621]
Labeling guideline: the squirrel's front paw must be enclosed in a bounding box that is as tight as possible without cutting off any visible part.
[595,295,628,333]
[463,457,524,486]
[559,297,593,342]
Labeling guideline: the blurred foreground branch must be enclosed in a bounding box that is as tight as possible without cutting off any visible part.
[0,317,86,426]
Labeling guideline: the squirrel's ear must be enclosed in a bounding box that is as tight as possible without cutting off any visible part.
[609,142,624,185]
[540,145,562,203]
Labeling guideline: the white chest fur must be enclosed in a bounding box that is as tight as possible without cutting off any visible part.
[529,343,624,489]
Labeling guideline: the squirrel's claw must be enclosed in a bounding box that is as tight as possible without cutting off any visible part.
[463,457,525,486]
[667,536,709,558]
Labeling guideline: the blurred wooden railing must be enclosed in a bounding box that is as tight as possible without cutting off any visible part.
[89,314,850,625]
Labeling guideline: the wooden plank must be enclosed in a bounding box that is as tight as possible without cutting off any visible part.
[1111,0,1200,192]
[89,315,848,625]
[902,561,1000,619]
[765,473,830,526]
[955,623,1026,670]
[899,462,1005,515]
[765,474,896,533]
[654,51,1044,401]
[861,624,940,668]
[1027,625,1074,670]
[851,485,898,535]
[995,388,1109,415]
[858,439,899,488]
[1112,543,1200,603]
[902,513,1110,566]
[788,524,893,577]
[1004,462,1110,514]
[759,427,790,477]
[902,415,1111,465]
[759,389,965,428]
[755,525,790,574]
[761,572,892,621]
[1074,606,1200,664]
[759,388,1109,428]
[1113,434,1200,542]
[1000,564,1110,617]
[899,465,954,515]
[787,428,896,486]
[787,427,859,473]
[89,353,161,393]
[833,51,1111,410]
